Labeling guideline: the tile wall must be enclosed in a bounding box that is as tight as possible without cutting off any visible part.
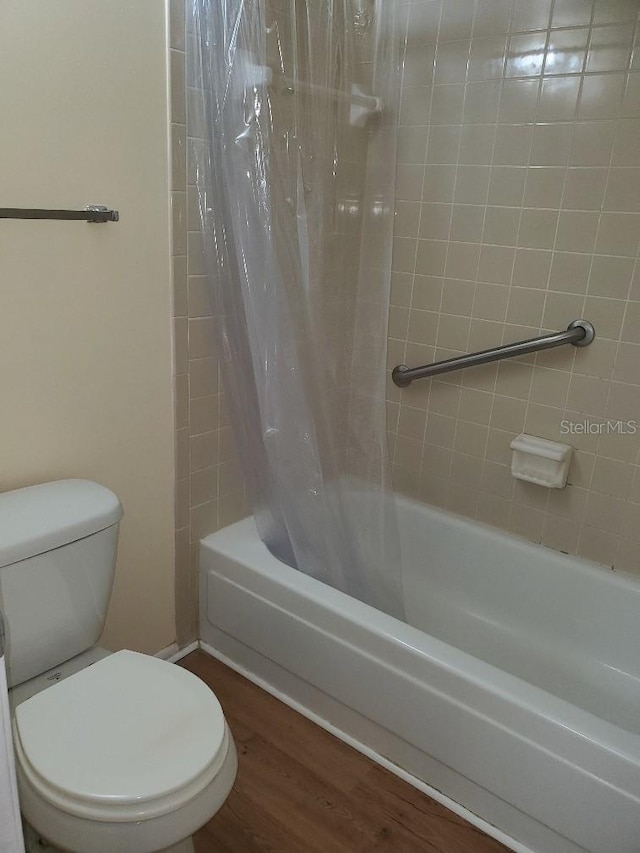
[171,0,640,640]
[170,0,249,646]
[388,0,640,573]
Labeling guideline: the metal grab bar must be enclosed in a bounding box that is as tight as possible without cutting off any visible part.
[392,319,595,387]
[0,205,119,223]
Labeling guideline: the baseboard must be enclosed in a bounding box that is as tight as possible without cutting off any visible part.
[154,642,179,660]
[163,641,199,663]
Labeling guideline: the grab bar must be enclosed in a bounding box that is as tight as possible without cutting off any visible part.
[0,205,119,223]
[392,320,595,387]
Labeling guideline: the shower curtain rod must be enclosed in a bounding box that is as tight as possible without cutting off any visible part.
[392,320,595,387]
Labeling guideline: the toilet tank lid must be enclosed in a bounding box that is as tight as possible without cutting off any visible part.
[0,479,123,569]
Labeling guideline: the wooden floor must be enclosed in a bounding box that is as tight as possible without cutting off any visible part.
[180,651,512,853]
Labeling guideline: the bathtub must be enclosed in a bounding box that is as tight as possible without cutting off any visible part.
[199,495,640,853]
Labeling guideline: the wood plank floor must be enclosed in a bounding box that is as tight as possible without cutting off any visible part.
[180,651,512,853]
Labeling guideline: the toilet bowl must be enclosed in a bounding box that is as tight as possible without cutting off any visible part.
[13,651,237,853]
[0,480,238,853]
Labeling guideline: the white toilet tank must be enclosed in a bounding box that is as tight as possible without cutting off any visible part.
[0,480,123,688]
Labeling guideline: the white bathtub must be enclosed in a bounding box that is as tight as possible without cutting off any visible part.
[199,496,640,853]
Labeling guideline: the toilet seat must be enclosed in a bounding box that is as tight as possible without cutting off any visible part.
[13,651,228,823]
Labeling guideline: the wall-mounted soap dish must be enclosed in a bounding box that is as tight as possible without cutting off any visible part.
[510,433,573,489]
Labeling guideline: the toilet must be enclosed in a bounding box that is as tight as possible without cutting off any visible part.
[0,479,237,853]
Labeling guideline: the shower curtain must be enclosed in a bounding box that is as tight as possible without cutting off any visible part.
[192,0,404,619]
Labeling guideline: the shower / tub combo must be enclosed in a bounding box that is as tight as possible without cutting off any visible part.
[190,1,640,851]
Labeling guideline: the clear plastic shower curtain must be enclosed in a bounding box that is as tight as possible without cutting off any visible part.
[192,0,404,619]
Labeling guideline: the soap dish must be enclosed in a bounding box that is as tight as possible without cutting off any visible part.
[510,433,573,489]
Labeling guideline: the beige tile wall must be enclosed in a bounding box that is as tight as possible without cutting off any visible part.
[172,0,640,617]
[388,0,640,574]
[170,0,249,646]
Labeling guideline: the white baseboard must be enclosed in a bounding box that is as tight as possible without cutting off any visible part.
[154,642,179,660]
[163,641,199,663]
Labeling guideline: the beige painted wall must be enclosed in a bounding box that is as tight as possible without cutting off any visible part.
[0,1,176,652]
